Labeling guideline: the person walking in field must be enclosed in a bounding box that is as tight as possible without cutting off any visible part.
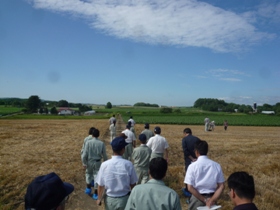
[81,127,95,160]
[209,121,215,131]
[140,123,154,141]
[109,120,116,142]
[224,120,228,131]
[125,157,182,210]
[122,124,136,161]
[204,117,210,132]
[228,171,259,210]
[95,136,138,210]
[82,129,108,200]
[146,126,169,162]
[109,115,116,125]
[184,140,225,210]
[181,128,201,201]
[131,134,152,184]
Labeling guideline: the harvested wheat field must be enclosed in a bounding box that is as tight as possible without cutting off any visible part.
[0,117,280,210]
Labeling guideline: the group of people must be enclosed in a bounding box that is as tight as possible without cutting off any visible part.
[23,116,258,210]
[204,118,229,131]
[182,128,258,210]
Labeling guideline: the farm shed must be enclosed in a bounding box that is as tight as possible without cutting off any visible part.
[261,111,275,115]
[84,110,96,115]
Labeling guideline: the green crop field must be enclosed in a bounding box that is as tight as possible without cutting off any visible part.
[1,106,279,126]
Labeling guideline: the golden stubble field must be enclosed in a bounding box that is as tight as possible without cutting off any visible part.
[0,118,280,210]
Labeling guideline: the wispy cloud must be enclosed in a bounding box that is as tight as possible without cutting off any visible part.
[201,68,249,82]
[27,0,276,52]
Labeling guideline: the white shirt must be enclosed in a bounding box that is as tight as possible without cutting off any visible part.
[122,129,136,143]
[96,156,138,197]
[128,119,136,126]
[184,156,224,194]
[146,134,169,153]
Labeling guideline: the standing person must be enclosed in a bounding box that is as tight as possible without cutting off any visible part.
[95,136,138,210]
[209,121,215,131]
[80,127,95,160]
[82,129,108,200]
[131,134,152,184]
[181,128,200,199]
[204,117,210,132]
[25,172,74,210]
[109,120,116,142]
[146,126,169,161]
[125,157,182,210]
[122,124,136,161]
[141,123,154,141]
[184,140,225,210]
[228,171,259,210]
[224,120,228,131]
[109,115,116,125]
[128,116,136,127]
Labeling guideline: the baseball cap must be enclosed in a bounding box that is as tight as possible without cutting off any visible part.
[25,172,74,210]
[138,134,147,142]
[111,137,128,151]
[154,126,161,134]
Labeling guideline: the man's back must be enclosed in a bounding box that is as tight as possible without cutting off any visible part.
[185,156,224,193]
[125,179,181,210]
[82,138,107,161]
[147,134,168,153]
[182,134,200,160]
[132,145,152,168]
[141,129,154,140]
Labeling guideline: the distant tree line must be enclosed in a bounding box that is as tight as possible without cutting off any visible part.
[0,96,92,114]
[134,102,159,107]
[194,98,280,114]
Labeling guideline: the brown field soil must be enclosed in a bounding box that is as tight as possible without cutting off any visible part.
[0,118,280,210]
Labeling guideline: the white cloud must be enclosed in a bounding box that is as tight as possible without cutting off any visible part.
[28,0,276,52]
[219,78,241,82]
[203,68,249,82]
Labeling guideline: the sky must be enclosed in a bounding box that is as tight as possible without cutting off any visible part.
[0,0,280,107]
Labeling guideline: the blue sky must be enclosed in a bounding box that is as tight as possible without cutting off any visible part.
[1,0,279,106]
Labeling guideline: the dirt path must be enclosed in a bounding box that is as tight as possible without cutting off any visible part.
[67,115,126,210]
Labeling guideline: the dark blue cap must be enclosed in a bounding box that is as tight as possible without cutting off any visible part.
[154,126,161,134]
[139,134,147,142]
[25,172,74,210]
[111,137,128,151]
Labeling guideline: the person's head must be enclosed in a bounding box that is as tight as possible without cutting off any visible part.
[92,129,99,138]
[88,127,95,135]
[154,126,161,134]
[113,115,115,117]
[194,140,208,156]
[149,157,167,180]
[138,134,147,144]
[130,116,133,119]
[228,171,256,206]
[111,136,128,155]
[25,172,74,210]
[144,123,149,129]
[183,128,192,135]
[126,124,131,129]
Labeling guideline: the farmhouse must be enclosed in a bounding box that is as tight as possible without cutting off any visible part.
[58,107,74,115]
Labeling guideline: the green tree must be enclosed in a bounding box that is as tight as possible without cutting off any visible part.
[160,107,172,113]
[26,95,41,113]
[50,107,58,114]
[58,100,69,107]
[106,102,112,109]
